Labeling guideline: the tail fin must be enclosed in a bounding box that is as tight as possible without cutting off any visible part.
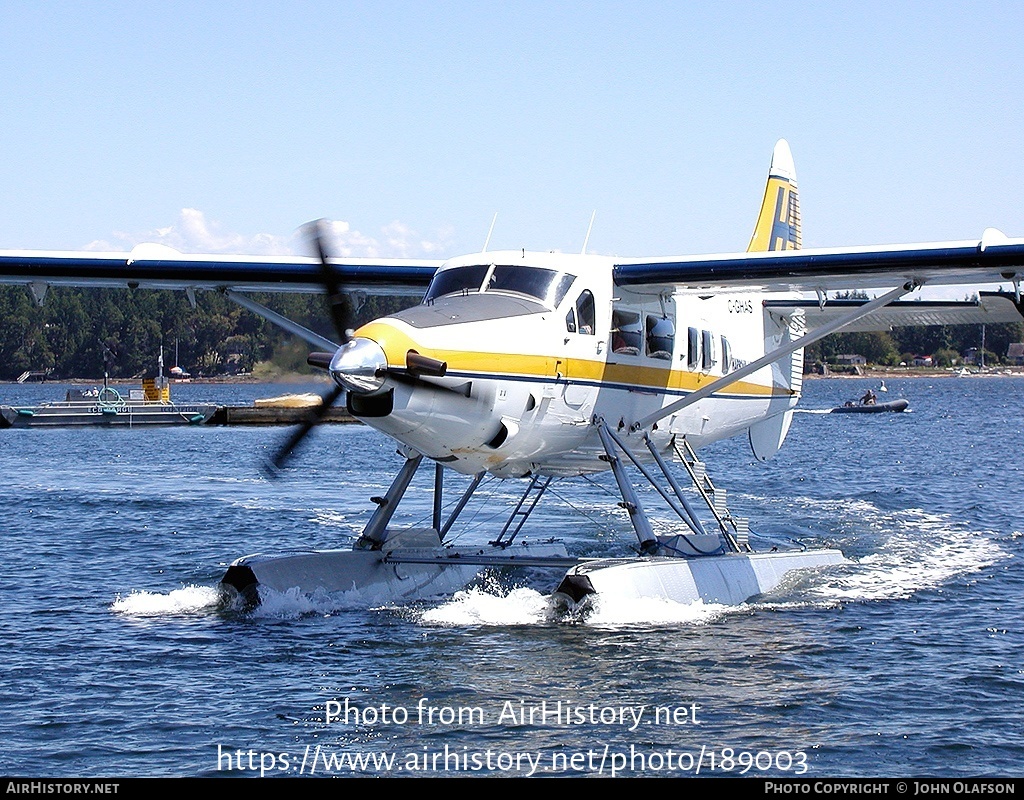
[747,139,801,252]
[748,141,804,460]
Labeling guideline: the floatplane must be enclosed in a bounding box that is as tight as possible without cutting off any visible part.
[2,140,1023,610]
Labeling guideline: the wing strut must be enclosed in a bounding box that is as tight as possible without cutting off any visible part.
[223,288,340,352]
[631,281,919,431]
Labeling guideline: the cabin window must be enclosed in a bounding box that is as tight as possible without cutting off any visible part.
[486,266,576,308]
[611,309,642,355]
[702,329,716,371]
[687,327,700,369]
[565,307,577,333]
[423,264,490,302]
[721,336,732,374]
[575,290,595,335]
[645,315,674,360]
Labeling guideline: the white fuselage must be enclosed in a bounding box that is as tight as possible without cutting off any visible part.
[342,250,802,477]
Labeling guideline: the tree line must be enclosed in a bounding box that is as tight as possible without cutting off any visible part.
[0,285,407,380]
[803,321,1023,370]
[0,285,1021,381]
[802,290,1024,369]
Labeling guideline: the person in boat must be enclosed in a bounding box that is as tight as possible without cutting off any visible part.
[860,388,877,405]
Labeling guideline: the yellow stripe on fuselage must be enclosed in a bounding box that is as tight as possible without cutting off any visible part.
[356,320,789,398]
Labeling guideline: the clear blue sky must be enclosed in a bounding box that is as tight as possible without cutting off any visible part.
[1,1,1022,262]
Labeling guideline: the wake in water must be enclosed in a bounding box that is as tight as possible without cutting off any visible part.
[805,506,1009,603]
[417,500,1011,624]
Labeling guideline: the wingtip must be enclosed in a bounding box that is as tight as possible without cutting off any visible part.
[770,139,797,183]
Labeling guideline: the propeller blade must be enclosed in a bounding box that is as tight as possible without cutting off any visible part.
[310,219,354,345]
[263,220,356,479]
[262,384,345,477]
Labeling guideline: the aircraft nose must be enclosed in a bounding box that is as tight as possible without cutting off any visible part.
[329,337,388,394]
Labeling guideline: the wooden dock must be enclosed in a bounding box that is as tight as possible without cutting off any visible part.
[208,405,357,425]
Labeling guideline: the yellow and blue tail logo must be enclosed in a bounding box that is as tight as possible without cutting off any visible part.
[747,139,801,252]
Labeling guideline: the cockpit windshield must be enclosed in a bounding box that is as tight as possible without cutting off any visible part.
[423,264,576,309]
[422,265,490,302]
[487,266,575,308]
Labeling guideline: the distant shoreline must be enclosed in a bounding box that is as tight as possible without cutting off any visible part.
[6,370,1024,386]
[805,367,1024,379]
[0,373,332,386]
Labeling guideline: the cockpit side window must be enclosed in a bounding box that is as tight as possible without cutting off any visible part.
[575,290,595,335]
[565,307,577,333]
[423,265,490,302]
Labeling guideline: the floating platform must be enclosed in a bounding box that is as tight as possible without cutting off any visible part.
[0,384,218,428]
[0,385,358,428]
[1,401,218,427]
[0,401,355,427]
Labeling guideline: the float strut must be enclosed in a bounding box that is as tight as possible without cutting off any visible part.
[433,462,444,533]
[439,472,485,542]
[357,454,423,549]
[642,432,710,539]
[596,419,659,554]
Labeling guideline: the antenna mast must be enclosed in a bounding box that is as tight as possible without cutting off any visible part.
[581,211,596,254]
[482,213,498,252]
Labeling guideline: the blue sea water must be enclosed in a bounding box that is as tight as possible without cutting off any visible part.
[0,376,1022,779]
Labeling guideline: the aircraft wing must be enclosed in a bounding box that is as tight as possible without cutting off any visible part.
[613,232,1024,296]
[0,244,441,296]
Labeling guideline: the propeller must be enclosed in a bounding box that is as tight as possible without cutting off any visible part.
[263,220,455,476]
[263,382,346,476]
[263,220,353,476]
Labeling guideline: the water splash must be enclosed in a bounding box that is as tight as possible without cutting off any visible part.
[417,583,736,628]
[420,586,555,626]
[582,594,734,627]
[110,585,223,616]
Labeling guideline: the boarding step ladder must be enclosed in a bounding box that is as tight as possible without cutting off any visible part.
[672,437,750,552]
[492,474,553,547]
